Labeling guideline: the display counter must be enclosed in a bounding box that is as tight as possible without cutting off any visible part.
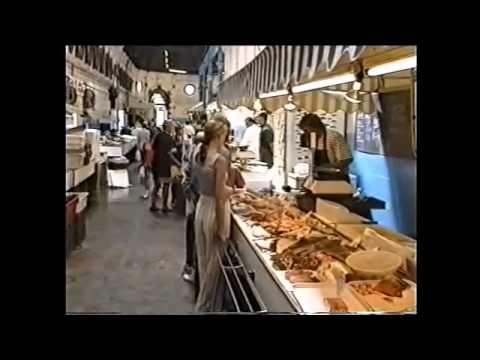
[232,213,301,313]
[229,191,417,314]
[231,213,389,313]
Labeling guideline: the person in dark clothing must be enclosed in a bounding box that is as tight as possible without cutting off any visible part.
[150,122,181,213]
[108,86,118,109]
[255,112,274,168]
[299,113,352,182]
[181,132,204,285]
[170,128,184,209]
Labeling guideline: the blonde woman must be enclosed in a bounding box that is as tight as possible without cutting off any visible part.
[194,115,234,312]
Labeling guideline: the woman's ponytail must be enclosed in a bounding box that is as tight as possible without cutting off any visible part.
[198,142,207,164]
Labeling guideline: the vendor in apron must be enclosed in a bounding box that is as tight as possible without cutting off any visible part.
[299,113,353,182]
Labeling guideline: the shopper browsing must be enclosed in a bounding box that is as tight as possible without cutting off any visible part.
[194,115,236,312]
[150,122,181,213]
[133,120,152,199]
[170,126,184,209]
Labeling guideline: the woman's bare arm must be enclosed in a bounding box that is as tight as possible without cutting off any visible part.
[215,156,233,240]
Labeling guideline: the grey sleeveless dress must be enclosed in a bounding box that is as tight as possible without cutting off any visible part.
[194,153,231,312]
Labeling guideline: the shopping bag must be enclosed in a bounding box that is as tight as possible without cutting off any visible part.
[171,165,182,180]
[135,149,141,162]
[139,165,145,180]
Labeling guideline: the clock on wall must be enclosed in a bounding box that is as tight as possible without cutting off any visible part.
[184,84,196,96]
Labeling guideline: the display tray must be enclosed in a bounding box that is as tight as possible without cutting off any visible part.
[347,279,416,313]
[292,283,366,313]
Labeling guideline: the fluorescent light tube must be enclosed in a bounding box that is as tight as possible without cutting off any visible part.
[367,56,416,76]
[169,69,187,74]
[259,89,289,99]
[292,73,356,94]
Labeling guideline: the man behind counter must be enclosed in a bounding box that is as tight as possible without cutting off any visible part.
[299,113,353,183]
[255,112,274,168]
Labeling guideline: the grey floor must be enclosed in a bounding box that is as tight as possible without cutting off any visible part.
[66,175,194,315]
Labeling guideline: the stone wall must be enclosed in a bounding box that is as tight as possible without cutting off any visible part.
[66,46,200,123]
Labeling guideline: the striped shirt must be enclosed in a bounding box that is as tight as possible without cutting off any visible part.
[316,129,352,163]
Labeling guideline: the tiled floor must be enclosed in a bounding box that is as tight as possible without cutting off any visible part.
[66,178,194,314]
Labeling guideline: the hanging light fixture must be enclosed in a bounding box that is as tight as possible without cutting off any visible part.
[343,61,364,104]
[283,85,297,111]
[253,98,263,111]
[283,95,297,111]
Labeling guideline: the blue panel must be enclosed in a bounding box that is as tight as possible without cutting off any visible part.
[351,151,416,238]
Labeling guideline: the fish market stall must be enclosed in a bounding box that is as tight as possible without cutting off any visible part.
[228,192,417,314]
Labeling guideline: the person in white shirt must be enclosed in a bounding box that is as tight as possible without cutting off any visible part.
[183,120,196,140]
[240,117,261,160]
[132,120,152,199]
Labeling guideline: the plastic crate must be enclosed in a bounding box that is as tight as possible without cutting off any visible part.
[66,194,78,257]
[66,192,88,249]
[66,192,88,213]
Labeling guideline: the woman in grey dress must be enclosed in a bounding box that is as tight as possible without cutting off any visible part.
[194,116,235,312]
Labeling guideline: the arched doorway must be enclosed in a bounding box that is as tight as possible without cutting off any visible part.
[149,86,171,127]
[151,93,167,126]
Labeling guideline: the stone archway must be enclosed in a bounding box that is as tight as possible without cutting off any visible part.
[150,86,170,126]
[149,86,171,110]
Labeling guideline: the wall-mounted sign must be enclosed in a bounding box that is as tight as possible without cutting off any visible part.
[355,112,384,155]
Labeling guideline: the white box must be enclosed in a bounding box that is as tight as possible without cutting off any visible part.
[66,171,73,191]
[66,134,86,151]
[107,169,130,188]
[73,161,95,186]
[315,199,367,225]
[66,153,85,169]
[304,180,354,195]
[100,146,123,157]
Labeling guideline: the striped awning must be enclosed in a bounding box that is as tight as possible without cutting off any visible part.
[218,45,368,111]
[262,77,382,114]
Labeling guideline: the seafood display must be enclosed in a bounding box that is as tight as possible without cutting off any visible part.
[232,192,354,282]
[231,192,416,313]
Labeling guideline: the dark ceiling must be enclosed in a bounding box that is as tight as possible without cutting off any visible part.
[123,46,207,74]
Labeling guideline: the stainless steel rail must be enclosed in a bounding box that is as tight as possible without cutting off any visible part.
[217,242,267,313]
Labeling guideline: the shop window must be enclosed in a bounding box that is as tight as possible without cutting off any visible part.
[355,90,413,158]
